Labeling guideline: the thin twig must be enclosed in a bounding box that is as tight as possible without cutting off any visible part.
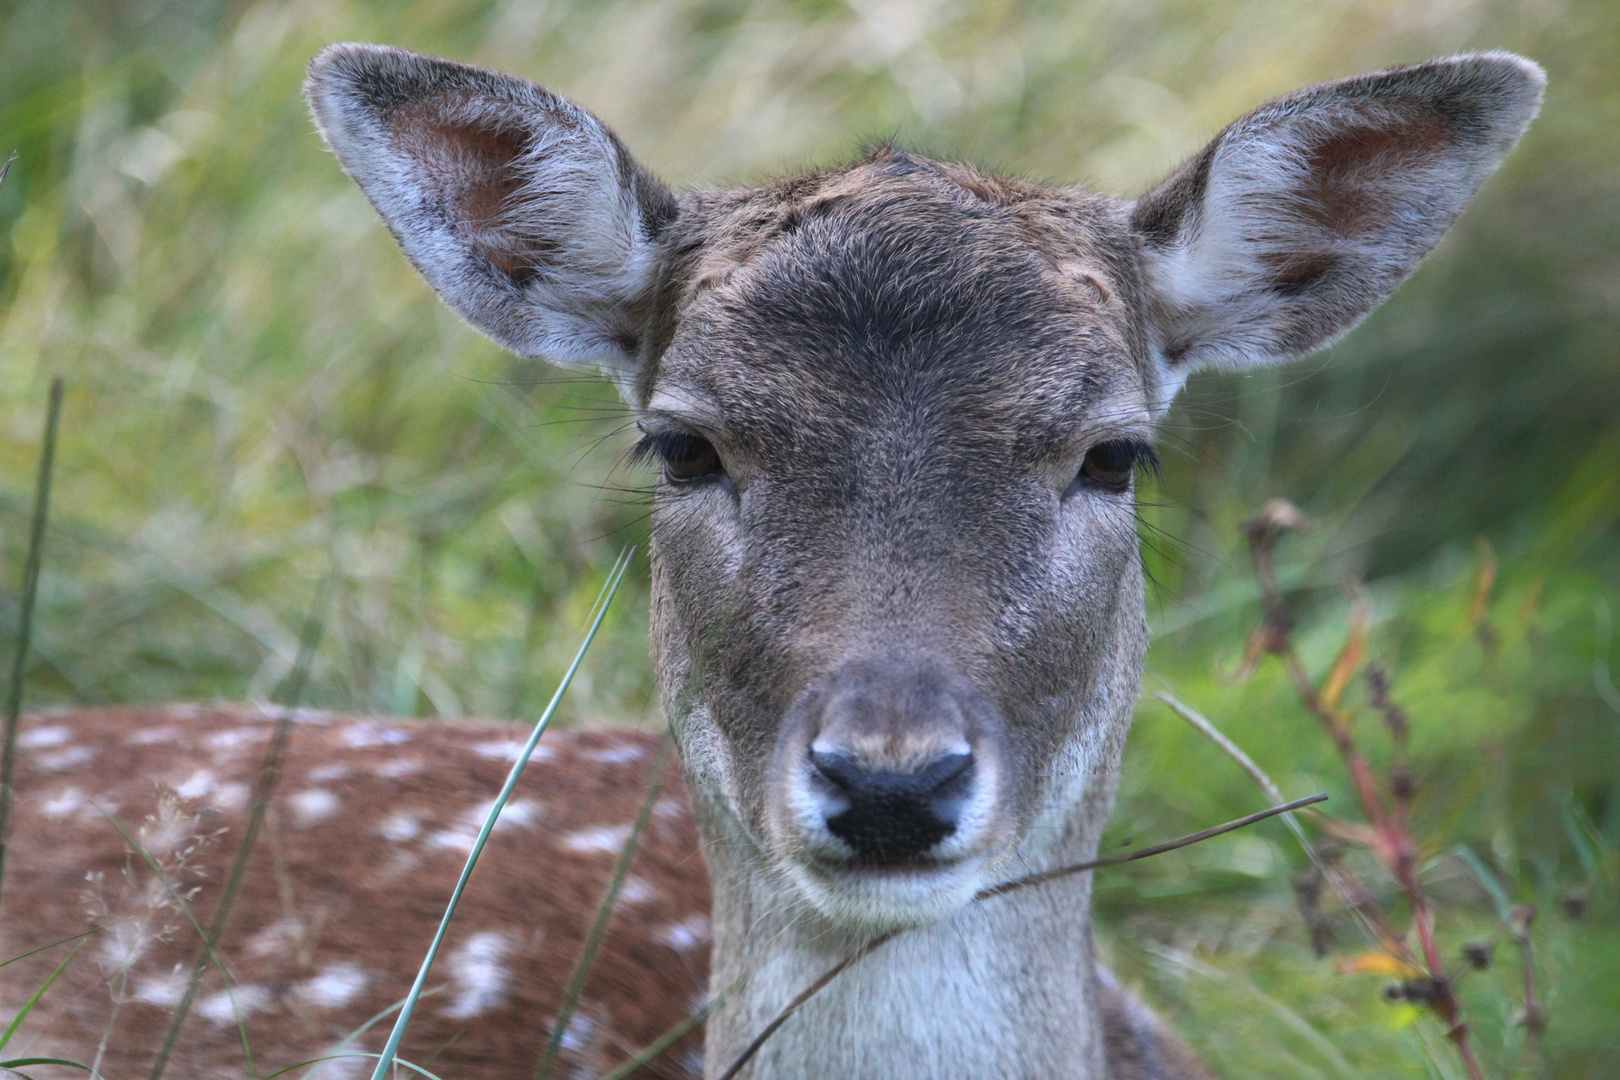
[714,794,1326,1080]
[712,936,897,1080]
[0,377,64,913]
[1510,905,1544,1056]
[976,794,1327,900]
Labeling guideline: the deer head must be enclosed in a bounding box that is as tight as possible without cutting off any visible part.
[305,47,1542,935]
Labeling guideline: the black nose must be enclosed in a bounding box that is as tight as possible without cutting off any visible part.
[809,748,974,863]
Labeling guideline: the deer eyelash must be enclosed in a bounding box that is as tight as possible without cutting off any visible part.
[1112,438,1163,482]
[629,428,702,468]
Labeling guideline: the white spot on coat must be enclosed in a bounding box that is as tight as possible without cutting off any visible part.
[135,971,186,1007]
[41,786,86,818]
[427,799,541,851]
[444,931,511,1019]
[494,799,541,828]
[174,769,216,800]
[558,1011,595,1052]
[19,725,71,748]
[129,726,179,745]
[288,788,340,826]
[376,756,425,778]
[296,963,369,1008]
[342,724,409,748]
[309,1048,368,1080]
[586,743,645,764]
[207,728,260,751]
[473,739,553,763]
[198,984,272,1025]
[564,824,633,854]
[618,875,655,905]
[380,810,424,842]
[36,745,96,770]
[246,917,304,958]
[659,915,710,952]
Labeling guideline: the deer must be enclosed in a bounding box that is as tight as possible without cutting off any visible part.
[0,46,1542,1080]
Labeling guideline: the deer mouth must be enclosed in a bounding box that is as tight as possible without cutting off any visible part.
[788,848,995,929]
[769,743,1012,928]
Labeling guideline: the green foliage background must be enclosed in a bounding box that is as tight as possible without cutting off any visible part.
[0,0,1615,1076]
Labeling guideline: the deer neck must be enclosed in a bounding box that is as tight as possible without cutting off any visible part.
[692,763,1122,1080]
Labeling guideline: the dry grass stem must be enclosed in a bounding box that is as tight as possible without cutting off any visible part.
[714,794,1326,1080]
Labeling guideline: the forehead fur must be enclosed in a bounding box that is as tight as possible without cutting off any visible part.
[644,147,1157,434]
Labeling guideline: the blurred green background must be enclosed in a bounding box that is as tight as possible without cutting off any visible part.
[1,0,1616,1076]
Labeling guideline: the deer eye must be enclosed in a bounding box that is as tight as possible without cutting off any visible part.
[1068,438,1159,497]
[634,428,726,485]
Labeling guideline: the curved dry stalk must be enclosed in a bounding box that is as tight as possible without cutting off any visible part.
[1154,688,1393,950]
[713,793,1326,1080]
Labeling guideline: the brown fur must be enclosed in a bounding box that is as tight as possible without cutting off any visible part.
[1,706,709,1079]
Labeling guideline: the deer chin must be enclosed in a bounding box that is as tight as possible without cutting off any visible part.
[782,850,995,930]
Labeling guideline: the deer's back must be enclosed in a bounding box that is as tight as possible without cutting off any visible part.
[1,705,711,1080]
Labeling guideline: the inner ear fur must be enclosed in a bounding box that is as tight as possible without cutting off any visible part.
[1131,52,1544,398]
[305,43,676,379]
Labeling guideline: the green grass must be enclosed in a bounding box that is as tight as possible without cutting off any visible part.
[1,0,1616,1077]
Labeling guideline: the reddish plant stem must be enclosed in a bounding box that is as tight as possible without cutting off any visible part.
[1512,904,1544,1066]
[1244,510,1484,1080]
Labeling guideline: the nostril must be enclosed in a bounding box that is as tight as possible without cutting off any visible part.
[807,748,976,863]
[808,749,862,793]
[809,748,972,799]
[913,750,973,794]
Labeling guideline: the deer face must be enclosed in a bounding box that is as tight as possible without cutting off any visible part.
[306,45,1542,929]
[642,161,1157,925]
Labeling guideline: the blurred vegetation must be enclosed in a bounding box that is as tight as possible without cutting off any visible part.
[0,0,1615,1077]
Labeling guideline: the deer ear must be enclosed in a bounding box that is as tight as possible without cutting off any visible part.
[1131,53,1544,409]
[305,44,675,383]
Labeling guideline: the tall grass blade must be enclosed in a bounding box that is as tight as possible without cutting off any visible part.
[0,1057,98,1075]
[299,985,445,1080]
[537,741,671,1080]
[0,942,81,1053]
[267,1052,447,1080]
[147,576,332,1080]
[369,548,633,1080]
[1454,845,1515,923]
[0,923,115,970]
[0,377,64,912]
